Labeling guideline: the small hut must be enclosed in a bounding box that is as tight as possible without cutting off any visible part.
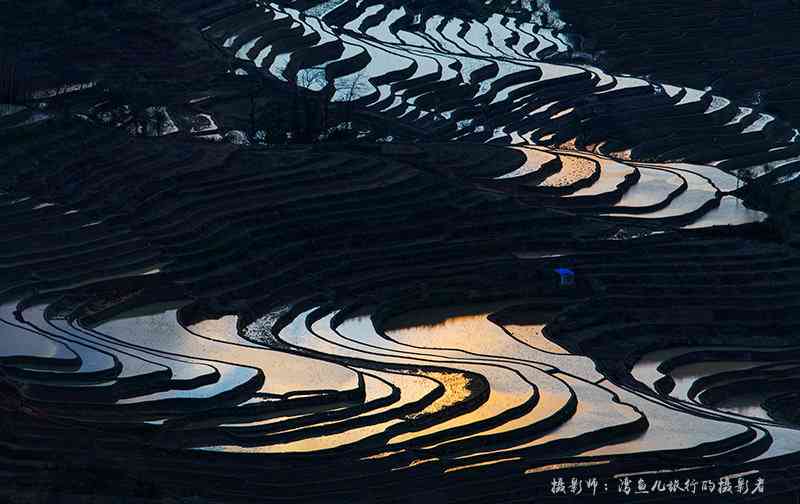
[554,267,575,287]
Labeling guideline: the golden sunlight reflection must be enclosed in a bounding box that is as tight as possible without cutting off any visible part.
[503,321,568,354]
[406,370,472,418]
[444,457,522,474]
[540,155,595,188]
[525,461,610,475]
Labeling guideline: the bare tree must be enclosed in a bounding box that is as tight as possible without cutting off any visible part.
[295,67,330,137]
[296,67,326,92]
[335,73,365,126]
[342,73,365,104]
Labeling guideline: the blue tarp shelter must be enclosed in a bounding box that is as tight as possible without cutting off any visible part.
[554,267,575,286]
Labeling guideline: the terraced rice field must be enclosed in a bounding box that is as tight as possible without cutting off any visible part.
[3,0,800,502]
